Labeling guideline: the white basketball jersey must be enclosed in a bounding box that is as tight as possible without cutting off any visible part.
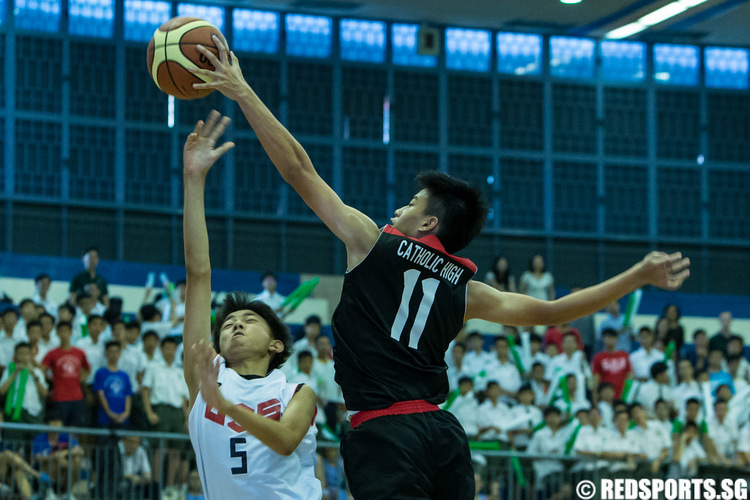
[189,357,321,500]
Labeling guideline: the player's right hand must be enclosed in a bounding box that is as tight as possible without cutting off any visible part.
[191,35,248,103]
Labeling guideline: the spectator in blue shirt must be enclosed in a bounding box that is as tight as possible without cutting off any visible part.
[93,341,133,428]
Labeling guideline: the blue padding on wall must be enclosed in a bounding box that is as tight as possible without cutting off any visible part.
[0,252,300,297]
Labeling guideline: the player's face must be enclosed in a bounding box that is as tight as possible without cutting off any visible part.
[219,309,281,363]
[391,190,434,237]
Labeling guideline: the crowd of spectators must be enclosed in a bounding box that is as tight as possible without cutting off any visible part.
[446,254,749,498]
[0,248,745,499]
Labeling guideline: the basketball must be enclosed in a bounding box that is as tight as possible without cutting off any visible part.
[146,17,223,100]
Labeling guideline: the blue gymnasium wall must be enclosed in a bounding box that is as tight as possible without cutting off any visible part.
[0,252,301,296]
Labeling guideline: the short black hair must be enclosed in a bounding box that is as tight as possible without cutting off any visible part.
[416,171,489,254]
[486,380,500,391]
[529,333,543,344]
[139,305,160,322]
[35,273,50,283]
[26,320,42,331]
[105,341,121,352]
[518,383,533,394]
[304,315,322,326]
[650,361,668,379]
[458,376,473,386]
[57,321,72,332]
[18,298,35,309]
[14,342,31,353]
[161,337,179,348]
[453,341,466,352]
[601,328,618,338]
[685,397,701,407]
[597,382,614,394]
[85,246,99,254]
[714,398,728,407]
[126,320,141,330]
[142,330,159,341]
[58,303,76,317]
[297,350,313,362]
[729,335,744,346]
[212,292,292,373]
[261,271,276,282]
[544,406,562,417]
[693,329,707,339]
[88,314,105,323]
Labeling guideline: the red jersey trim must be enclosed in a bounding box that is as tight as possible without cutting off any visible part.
[350,400,440,429]
[383,225,477,274]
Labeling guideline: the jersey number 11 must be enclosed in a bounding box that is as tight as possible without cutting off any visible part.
[390,269,439,349]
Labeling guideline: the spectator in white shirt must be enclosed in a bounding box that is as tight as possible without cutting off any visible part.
[572,407,611,474]
[601,410,647,475]
[636,362,674,417]
[477,381,511,444]
[526,406,572,500]
[141,330,163,368]
[727,354,750,393]
[75,314,107,385]
[462,332,492,390]
[674,421,709,476]
[289,315,322,373]
[628,403,671,475]
[447,342,470,392]
[288,351,326,427]
[119,435,158,499]
[529,362,549,407]
[36,313,59,364]
[673,359,702,416]
[311,335,343,434]
[519,331,550,372]
[506,384,543,450]
[705,399,738,465]
[254,271,285,312]
[139,304,173,341]
[32,274,58,318]
[546,332,590,405]
[485,336,522,398]
[630,326,665,382]
[597,382,616,430]
[444,376,480,439]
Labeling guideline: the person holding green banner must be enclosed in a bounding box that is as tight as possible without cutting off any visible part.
[0,342,48,442]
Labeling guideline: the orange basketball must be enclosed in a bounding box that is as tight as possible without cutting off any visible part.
[146,17,223,100]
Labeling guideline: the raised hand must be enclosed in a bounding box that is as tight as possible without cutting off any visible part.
[193,340,231,413]
[190,35,249,102]
[183,110,234,178]
[640,251,690,291]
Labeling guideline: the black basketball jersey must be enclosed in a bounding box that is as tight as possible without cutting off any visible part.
[331,225,477,411]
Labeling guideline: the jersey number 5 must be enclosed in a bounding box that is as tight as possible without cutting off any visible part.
[230,437,247,475]
[390,269,439,349]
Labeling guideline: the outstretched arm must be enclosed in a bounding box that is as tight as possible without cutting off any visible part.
[190,36,380,269]
[182,111,235,406]
[466,252,690,326]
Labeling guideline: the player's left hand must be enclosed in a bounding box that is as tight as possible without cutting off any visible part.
[193,340,231,414]
[640,251,690,290]
[183,110,234,178]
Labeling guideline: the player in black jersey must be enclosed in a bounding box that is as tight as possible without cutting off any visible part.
[192,38,691,500]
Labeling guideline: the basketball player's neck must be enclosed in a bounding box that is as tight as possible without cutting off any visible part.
[228,357,269,378]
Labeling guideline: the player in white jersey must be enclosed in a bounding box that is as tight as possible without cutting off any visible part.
[181,111,322,500]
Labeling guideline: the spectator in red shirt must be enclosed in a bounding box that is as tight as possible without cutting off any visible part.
[41,321,91,427]
[591,328,632,403]
[544,323,584,353]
